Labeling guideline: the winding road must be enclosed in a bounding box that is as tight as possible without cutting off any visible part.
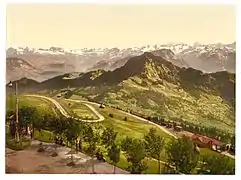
[68,99,177,139]
[25,95,176,138]
[25,95,104,123]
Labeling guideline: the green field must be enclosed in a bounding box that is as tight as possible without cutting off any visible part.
[53,97,98,120]
[6,95,57,116]
[89,103,172,140]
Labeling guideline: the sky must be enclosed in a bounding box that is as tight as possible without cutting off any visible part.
[6,4,236,49]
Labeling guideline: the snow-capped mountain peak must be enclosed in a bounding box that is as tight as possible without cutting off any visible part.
[6,42,235,82]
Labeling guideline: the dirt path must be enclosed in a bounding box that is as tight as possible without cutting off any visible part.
[26,94,176,138]
[25,95,104,122]
[67,99,104,122]
[118,110,177,139]
[221,151,235,159]
[74,99,177,139]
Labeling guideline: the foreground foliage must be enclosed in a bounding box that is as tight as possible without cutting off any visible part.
[5,100,235,174]
[166,136,199,174]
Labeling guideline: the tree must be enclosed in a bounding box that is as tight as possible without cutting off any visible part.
[144,128,165,173]
[6,109,15,122]
[77,121,89,152]
[101,127,117,148]
[50,117,66,139]
[93,123,105,135]
[121,137,147,174]
[33,113,48,139]
[18,106,40,141]
[6,110,16,138]
[120,136,132,151]
[64,90,73,99]
[48,116,69,152]
[107,143,120,174]
[199,155,235,175]
[84,125,100,173]
[63,118,80,164]
[109,113,114,118]
[166,136,199,174]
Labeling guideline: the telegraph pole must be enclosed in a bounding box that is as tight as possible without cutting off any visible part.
[15,82,20,143]
[8,81,20,142]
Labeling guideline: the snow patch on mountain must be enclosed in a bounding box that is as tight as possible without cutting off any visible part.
[6,42,235,82]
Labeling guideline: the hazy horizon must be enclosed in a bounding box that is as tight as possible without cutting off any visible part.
[7,4,236,49]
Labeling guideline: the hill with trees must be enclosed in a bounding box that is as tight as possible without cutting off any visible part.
[6,52,235,134]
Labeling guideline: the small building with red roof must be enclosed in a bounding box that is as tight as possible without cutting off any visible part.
[190,134,225,151]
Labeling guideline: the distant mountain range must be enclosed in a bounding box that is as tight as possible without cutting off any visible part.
[7,51,235,134]
[6,42,235,82]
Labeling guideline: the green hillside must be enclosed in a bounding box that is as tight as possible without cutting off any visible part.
[7,52,235,134]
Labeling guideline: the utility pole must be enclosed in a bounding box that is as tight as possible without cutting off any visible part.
[8,81,20,143]
[15,82,20,143]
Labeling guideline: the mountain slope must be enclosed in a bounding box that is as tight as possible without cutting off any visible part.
[87,53,235,133]
[10,52,235,134]
[6,57,42,83]
[6,43,235,82]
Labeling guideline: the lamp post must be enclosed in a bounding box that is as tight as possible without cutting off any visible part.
[8,81,20,143]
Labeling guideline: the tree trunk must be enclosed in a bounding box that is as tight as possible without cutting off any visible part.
[40,130,43,137]
[79,139,82,152]
[10,121,16,138]
[32,125,35,140]
[92,156,95,173]
[113,164,116,174]
[19,134,22,148]
[76,140,78,152]
[71,144,73,162]
[25,126,28,136]
[49,132,52,140]
[158,159,161,174]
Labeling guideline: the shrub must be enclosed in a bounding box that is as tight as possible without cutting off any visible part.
[64,91,73,99]
[109,113,114,118]
[6,139,30,151]
[37,146,45,152]
[67,161,75,166]
[51,151,58,157]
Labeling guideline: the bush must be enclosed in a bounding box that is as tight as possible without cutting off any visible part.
[6,138,31,151]
[64,91,73,99]
[51,151,58,157]
[109,113,114,118]
[37,146,45,152]
[67,161,75,166]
